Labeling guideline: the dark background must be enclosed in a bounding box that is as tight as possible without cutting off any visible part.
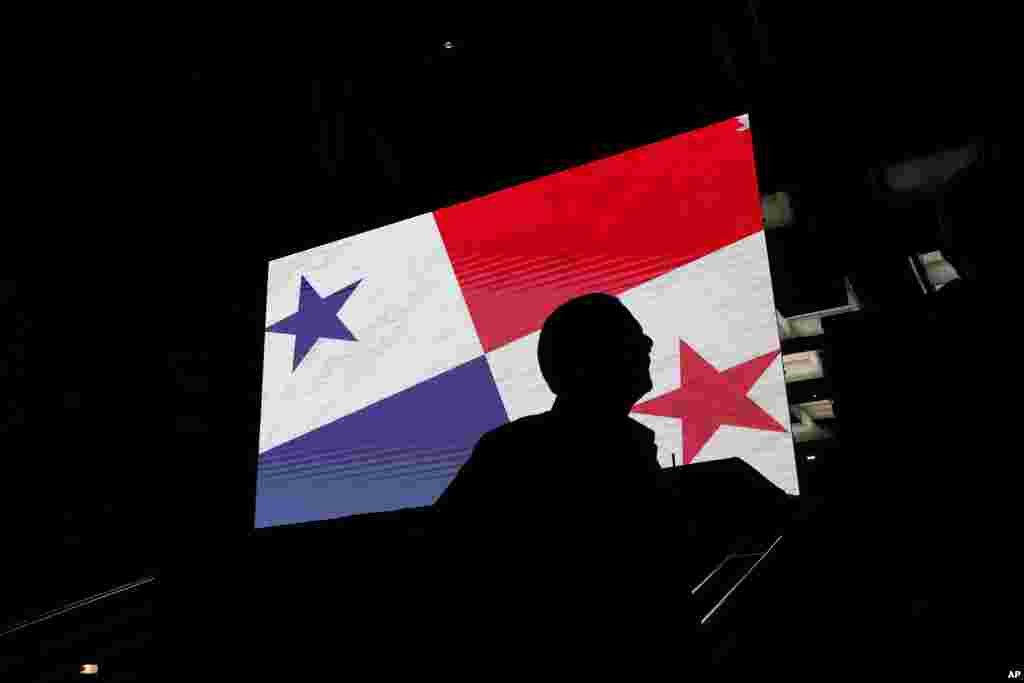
[6,7,1012,678]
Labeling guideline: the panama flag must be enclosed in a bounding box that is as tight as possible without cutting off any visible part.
[256,114,796,529]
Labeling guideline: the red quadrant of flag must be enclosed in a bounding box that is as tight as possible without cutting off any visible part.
[434,117,762,353]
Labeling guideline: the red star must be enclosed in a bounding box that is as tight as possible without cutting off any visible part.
[632,340,788,464]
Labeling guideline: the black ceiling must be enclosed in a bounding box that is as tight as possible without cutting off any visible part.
[14,9,1000,631]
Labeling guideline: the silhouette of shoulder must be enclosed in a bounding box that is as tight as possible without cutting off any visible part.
[433,415,538,511]
[481,412,548,443]
[435,409,660,515]
[484,411,654,442]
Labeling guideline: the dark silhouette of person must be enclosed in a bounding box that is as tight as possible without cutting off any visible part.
[431,293,689,665]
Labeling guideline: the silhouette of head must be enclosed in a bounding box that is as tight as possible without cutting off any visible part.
[537,293,654,417]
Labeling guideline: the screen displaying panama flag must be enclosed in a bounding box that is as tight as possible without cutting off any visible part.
[256,113,796,529]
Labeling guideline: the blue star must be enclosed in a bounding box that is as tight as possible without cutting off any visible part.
[266,276,361,371]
